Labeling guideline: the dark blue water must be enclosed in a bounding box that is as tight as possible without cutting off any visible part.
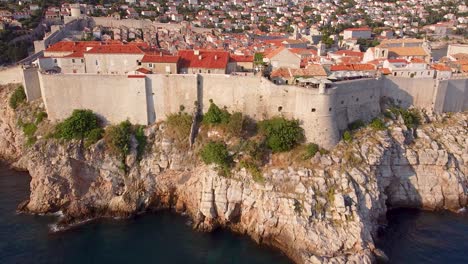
[1,163,468,264]
[378,208,468,263]
[0,163,291,264]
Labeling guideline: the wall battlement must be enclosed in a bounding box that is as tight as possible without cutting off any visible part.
[24,70,468,149]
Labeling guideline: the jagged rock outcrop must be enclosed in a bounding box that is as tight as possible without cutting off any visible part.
[0,85,24,163]
[1,86,466,264]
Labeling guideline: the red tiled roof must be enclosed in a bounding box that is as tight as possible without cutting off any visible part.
[330,63,375,71]
[264,46,286,59]
[388,59,408,63]
[86,45,144,54]
[141,54,180,63]
[136,68,152,74]
[178,50,229,69]
[431,64,451,71]
[289,48,317,56]
[332,50,364,58]
[229,54,254,63]
[344,27,371,32]
[380,68,392,75]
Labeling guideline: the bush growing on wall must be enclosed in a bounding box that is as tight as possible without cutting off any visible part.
[225,112,244,137]
[200,141,230,167]
[9,86,26,110]
[348,119,365,131]
[258,117,304,152]
[303,143,319,159]
[104,120,132,159]
[203,101,230,124]
[84,128,104,148]
[166,112,192,142]
[134,125,147,161]
[343,131,353,142]
[55,109,100,140]
[369,118,386,130]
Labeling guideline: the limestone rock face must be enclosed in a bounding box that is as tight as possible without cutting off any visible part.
[0,85,24,163]
[1,86,467,264]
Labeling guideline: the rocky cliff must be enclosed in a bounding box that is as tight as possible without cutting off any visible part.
[1,85,467,264]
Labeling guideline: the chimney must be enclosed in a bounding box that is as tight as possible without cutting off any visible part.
[214,55,218,60]
[198,55,202,60]
[160,51,162,56]
[194,50,200,55]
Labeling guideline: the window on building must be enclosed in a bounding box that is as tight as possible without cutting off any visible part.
[149,63,153,68]
[278,106,283,112]
[356,98,359,102]
[54,59,57,63]
[95,60,98,66]
[72,59,75,63]
[341,100,344,104]
[329,107,332,111]
[208,70,211,73]
[81,59,84,63]
[199,69,202,73]
[311,108,316,112]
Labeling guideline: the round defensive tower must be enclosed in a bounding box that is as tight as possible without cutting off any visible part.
[295,83,340,150]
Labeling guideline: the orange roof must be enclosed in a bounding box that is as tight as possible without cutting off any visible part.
[141,54,179,63]
[410,58,425,63]
[388,59,407,63]
[264,46,287,59]
[289,48,317,56]
[333,50,364,58]
[271,65,327,78]
[344,27,371,32]
[379,68,392,75]
[178,50,229,69]
[136,68,152,74]
[388,47,428,57]
[431,64,451,71]
[229,54,254,63]
[330,63,375,71]
[86,45,144,54]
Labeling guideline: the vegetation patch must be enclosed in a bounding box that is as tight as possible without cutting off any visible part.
[369,117,386,130]
[388,107,421,128]
[203,100,231,125]
[239,160,264,183]
[342,130,353,142]
[34,111,48,124]
[348,119,365,131]
[84,128,104,148]
[104,120,132,159]
[54,109,100,140]
[258,117,304,153]
[9,86,26,110]
[200,141,231,176]
[134,125,147,161]
[165,112,192,142]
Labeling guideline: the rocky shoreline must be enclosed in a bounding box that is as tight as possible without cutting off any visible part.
[1,84,467,264]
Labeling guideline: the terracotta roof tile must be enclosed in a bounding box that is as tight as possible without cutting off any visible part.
[178,50,229,69]
[141,54,179,63]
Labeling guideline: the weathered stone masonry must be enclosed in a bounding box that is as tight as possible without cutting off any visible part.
[24,70,468,149]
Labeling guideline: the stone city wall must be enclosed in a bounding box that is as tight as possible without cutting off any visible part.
[30,72,468,149]
[38,73,148,125]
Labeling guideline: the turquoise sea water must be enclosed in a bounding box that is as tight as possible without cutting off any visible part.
[1,163,467,264]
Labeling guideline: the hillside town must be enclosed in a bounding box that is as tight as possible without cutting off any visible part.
[0,0,467,82]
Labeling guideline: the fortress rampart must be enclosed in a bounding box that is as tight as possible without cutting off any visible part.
[25,70,468,149]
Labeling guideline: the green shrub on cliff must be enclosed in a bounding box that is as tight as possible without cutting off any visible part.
[258,117,304,153]
[343,130,352,142]
[9,86,26,110]
[200,141,231,176]
[348,119,365,131]
[55,109,100,140]
[302,143,319,160]
[84,128,104,148]
[166,112,192,142]
[239,160,264,183]
[203,101,230,124]
[134,125,147,161]
[369,118,386,131]
[104,120,132,159]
